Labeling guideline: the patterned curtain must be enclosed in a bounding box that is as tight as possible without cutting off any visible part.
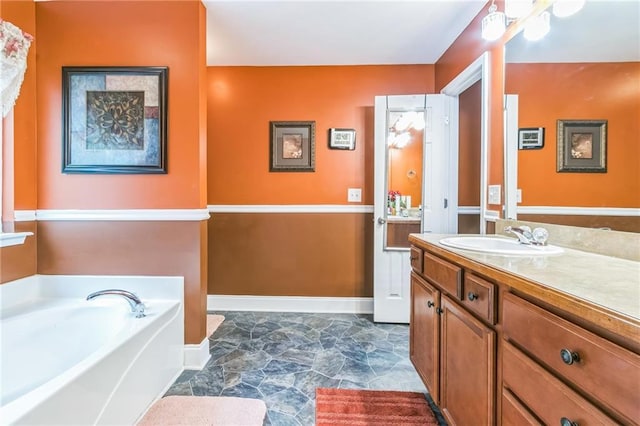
[1,19,33,118]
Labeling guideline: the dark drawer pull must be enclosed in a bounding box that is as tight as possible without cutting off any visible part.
[467,292,479,301]
[560,417,578,426]
[560,348,580,365]
[427,301,434,308]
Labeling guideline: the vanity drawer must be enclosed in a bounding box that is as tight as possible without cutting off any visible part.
[502,341,615,425]
[501,388,541,426]
[410,246,423,273]
[460,273,495,324]
[502,292,640,424]
[423,252,461,299]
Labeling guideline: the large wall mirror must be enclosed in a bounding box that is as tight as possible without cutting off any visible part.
[504,1,640,232]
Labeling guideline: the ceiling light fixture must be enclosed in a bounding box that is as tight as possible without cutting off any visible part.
[481,1,507,41]
[523,10,550,41]
[552,0,585,18]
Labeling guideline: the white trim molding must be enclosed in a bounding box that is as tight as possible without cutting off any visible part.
[14,210,36,222]
[0,231,33,248]
[183,337,211,370]
[34,209,210,221]
[484,210,501,222]
[458,206,481,215]
[208,204,374,214]
[208,295,374,314]
[517,206,640,217]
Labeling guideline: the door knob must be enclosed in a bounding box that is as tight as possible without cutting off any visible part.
[377,217,387,224]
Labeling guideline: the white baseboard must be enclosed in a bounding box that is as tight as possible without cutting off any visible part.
[207,295,374,314]
[183,337,210,370]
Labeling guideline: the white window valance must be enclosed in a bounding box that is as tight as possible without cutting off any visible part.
[1,19,33,118]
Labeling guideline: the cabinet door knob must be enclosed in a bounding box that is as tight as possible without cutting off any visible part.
[410,256,418,261]
[467,292,479,301]
[436,307,443,315]
[560,417,578,426]
[427,301,434,308]
[560,348,580,365]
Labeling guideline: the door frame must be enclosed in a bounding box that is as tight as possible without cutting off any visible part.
[441,52,491,234]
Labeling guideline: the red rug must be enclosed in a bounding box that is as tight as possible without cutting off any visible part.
[315,388,439,425]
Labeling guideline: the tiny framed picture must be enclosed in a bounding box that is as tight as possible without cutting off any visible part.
[557,119,607,173]
[328,128,356,150]
[270,121,315,172]
[62,66,168,174]
[518,127,544,149]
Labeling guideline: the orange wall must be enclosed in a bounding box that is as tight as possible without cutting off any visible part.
[3,0,37,210]
[35,0,205,209]
[507,62,640,207]
[207,65,435,205]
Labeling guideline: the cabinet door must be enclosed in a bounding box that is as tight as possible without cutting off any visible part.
[410,272,440,403]
[440,295,496,426]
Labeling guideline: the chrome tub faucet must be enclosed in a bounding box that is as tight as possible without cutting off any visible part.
[86,289,146,318]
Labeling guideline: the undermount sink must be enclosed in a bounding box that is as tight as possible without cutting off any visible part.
[439,236,563,255]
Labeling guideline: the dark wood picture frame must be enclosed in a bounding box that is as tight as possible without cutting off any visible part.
[557,119,607,173]
[269,121,315,172]
[62,66,168,174]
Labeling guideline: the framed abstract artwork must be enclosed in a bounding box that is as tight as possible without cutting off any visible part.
[269,121,315,172]
[61,66,168,174]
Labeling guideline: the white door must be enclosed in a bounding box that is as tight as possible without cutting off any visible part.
[373,94,453,323]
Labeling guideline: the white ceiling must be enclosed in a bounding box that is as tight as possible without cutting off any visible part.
[202,1,488,66]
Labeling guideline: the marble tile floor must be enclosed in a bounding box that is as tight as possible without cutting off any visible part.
[165,311,447,425]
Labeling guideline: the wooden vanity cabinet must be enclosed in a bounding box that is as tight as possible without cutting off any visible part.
[440,294,496,425]
[409,247,496,425]
[410,272,440,402]
[408,240,640,426]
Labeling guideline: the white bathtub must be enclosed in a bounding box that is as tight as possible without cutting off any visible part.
[0,275,184,425]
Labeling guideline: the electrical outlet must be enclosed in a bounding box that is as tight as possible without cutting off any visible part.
[517,189,522,203]
[488,185,501,205]
[347,188,362,203]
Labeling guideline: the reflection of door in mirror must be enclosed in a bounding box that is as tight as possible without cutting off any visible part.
[386,110,424,248]
[458,80,481,234]
[504,1,640,232]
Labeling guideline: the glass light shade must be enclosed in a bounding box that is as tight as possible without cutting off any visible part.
[523,11,550,41]
[552,0,585,17]
[505,0,533,19]
[412,113,426,131]
[481,9,506,41]
[394,113,412,132]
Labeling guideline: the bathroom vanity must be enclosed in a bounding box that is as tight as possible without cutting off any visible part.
[408,233,640,425]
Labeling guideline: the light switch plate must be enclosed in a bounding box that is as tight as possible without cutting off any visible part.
[488,185,501,205]
[347,188,362,203]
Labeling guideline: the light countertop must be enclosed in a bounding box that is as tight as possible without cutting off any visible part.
[410,234,640,322]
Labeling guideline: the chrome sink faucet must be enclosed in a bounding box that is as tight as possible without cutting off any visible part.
[504,226,549,246]
[86,289,146,318]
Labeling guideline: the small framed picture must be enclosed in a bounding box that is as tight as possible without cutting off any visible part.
[557,119,607,173]
[269,121,315,172]
[518,127,544,150]
[328,128,356,150]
